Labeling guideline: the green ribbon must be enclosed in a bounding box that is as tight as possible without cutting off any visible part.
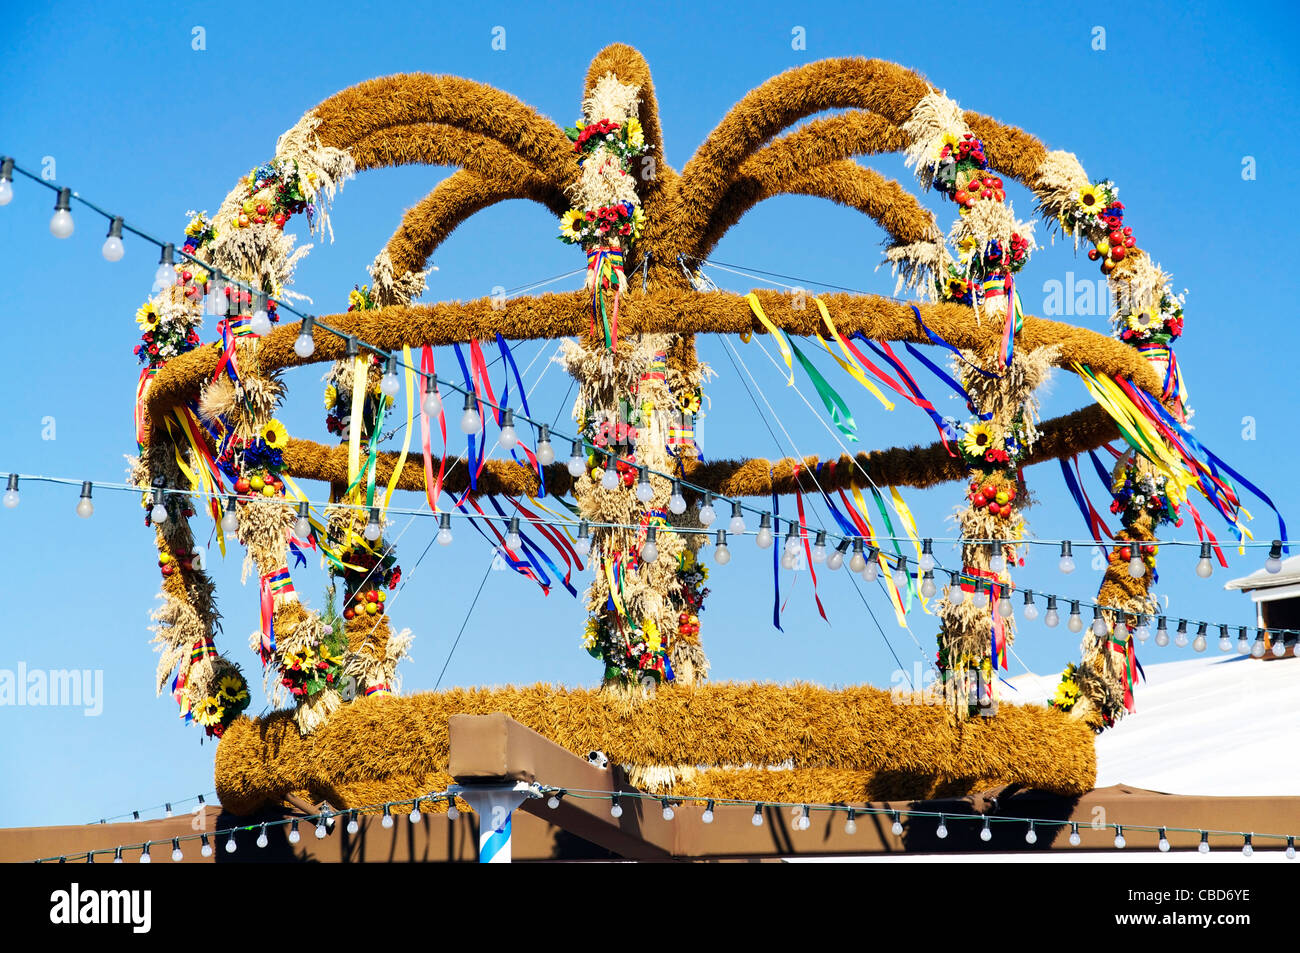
[870,486,913,610]
[344,395,388,506]
[790,340,857,442]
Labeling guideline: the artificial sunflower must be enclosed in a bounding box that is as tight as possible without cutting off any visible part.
[286,647,314,669]
[261,419,289,449]
[184,214,209,238]
[956,235,979,262]
[559,208,585,240]
[1127,307,1158,332]
[216,674,248,703]
[961,421,998,457]
[194,696,226,727]
[1076,183,1105,215]
[135,302,160,330]
[939,130,962,156]
[625,116,645,150]
[324,384,338,409]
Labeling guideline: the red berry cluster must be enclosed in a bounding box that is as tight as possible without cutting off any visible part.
[1086,203,1135,274]
[344,587,387,620]
[953,172,1005,208]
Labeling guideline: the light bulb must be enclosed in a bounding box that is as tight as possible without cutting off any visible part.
[140,845,151,863]
[989,552,1006,573]
[755,514,773,549]
[1266,540,1283,574]
[1193,623,1208,653]
[610,799,623,819]
[849,540,867,573]
[698,495,717,527]
[949,581,967,605]
[636,470,654,502]
[1273,638,1287,657]
[76,481,94,518]
[1022,591,1039,621]
[171,841,183,862]
[728,502,746,535]
[364,509,382,541]
[844,812,856,835]
[1158,829,1170,852]
[919,539,935,572]
[567,441,585,478]
[1025,824,1037,845]
[811,530,827,563]
[1135,620,1151,642]
[890,814,904,837]
[892,559,908,589]
[1251,638,1266,658]
[1128,556,1145,578]
[1174,620,1189,648]
[997,595,1013,618]
[381,809,394,829]
[1287,838,1296,861]
[505,516,522,551]
[293,502,311,540]
[249,304,272,337]
[752,807,764,827]
[1195,542,1213,578]
[1066,602,1083,633]
[702,801,715,824]
[408,805,421,824]
[288,821,301,843]
[498,408,517,448]
[1241,838,1253,857]
[784,526,801,556]
[1237,629,1250,653]
[1069,825,1081,847]
[459,395,482,434]
[1218,626,1232,652]
[380,356,400,397]
[535,425,554,465]
[980,819,992,842]
[1092,609,1107,637]
[1114,829,1126,849]
[1058,540,1075,574]
[1155,616,1170,646]
[294,315,316,358]
[1044,597,1059,627]
[827,540,847,571]
[936,819,948,839]
[661,800,675,821]
[151,502,168,523]
[668,480,686,515]
[601,466,619,491]
[714,530,731,565]
[102,217,125,261]
[641,527,659,563]
[4,473,19,508]
[225,835,237,854]
[315,821,328,839]
[972,588,989,610]
[0,179,11,206]
[256,827,269,848]
[436,512,453,546]
[1199,832,1210,854]
[347,813,359,834]
[200,837,212,857]
[221,497,239,533]
[921,572,937,598]
[780,550,796,570]
[862,556,879,582]
[575,521,592,556]
[50,188,74,238]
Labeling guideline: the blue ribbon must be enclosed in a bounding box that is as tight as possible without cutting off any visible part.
[909,304,999,378]
[453,344,480,492]
[495,333,545,498]
[771,486,783,632]
[902,342,993,421]
[1060,456,1103,543]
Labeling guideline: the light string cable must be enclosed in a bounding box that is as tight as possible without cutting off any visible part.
[543,785,1298,855]
[89,791,217,825]
[0,160,1287,573]
[6,473,1299,648]
[31,785,466,864]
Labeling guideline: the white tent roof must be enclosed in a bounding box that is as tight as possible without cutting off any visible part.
[1224,554,1300,592]
[1005,653,1300,797]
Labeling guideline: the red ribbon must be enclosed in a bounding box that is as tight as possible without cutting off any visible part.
[792,466,828,623]
[419,345,448,511]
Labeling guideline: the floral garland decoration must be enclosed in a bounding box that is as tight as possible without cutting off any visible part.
[557,73,651,350]
[132,116,355,739]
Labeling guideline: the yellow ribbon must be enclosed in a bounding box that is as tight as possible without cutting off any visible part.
[604,555,626,619]
[850,485,908,627]
[746,292,794,385]
[889,486,929,613]
[813,298,894,411]
[280,473,368,571]
[382,345,416,511]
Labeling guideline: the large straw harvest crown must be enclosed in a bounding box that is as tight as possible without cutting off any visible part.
[132,44,1215,813]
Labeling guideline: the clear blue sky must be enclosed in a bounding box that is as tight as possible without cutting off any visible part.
[1,0,1296,828]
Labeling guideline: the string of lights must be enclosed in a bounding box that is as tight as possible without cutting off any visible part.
[4,469,1294,651]
[543,786,1298,857]
[31,782,1298,861]
[90,792,216,826]
[6,154,1266,580]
